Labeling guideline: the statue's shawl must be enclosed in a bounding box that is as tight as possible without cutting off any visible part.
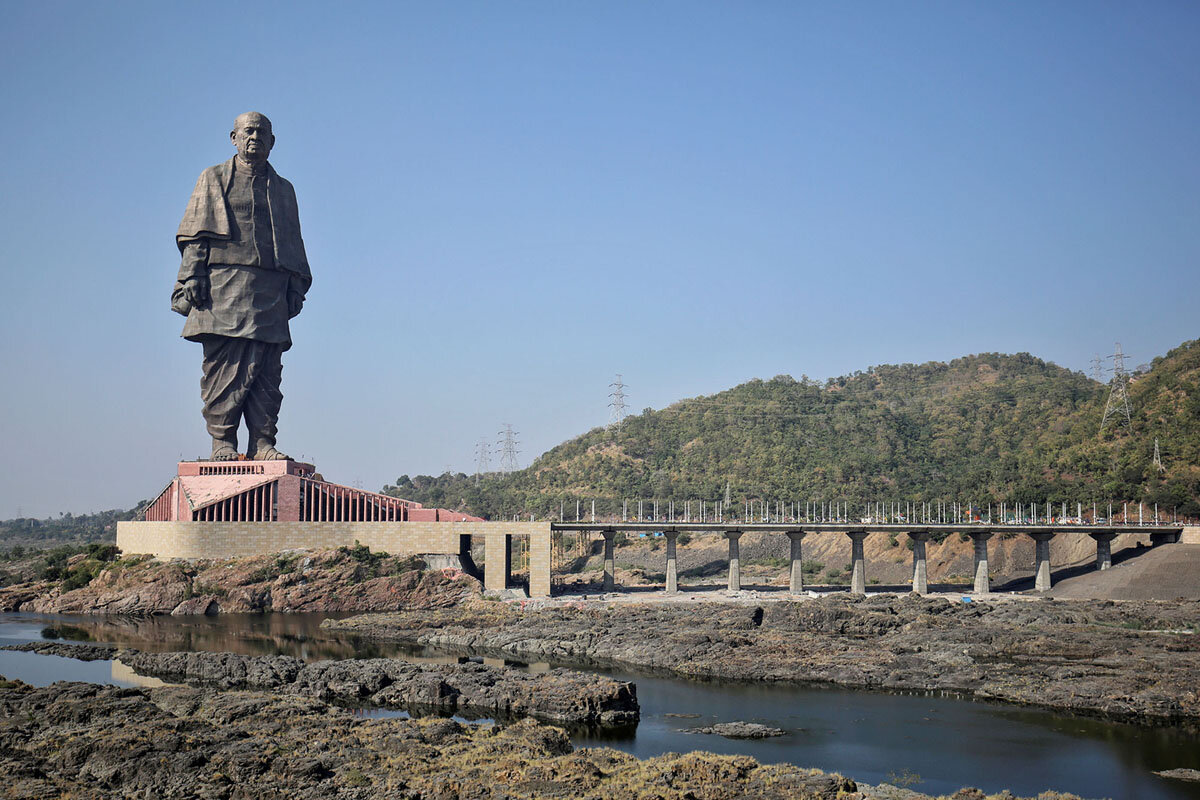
[177,157,311,281]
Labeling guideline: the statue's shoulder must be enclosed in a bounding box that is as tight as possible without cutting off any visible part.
[196,158,235,185]
[267,164,295,190]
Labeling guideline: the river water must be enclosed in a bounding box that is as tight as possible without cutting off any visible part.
[1,612,1196,800]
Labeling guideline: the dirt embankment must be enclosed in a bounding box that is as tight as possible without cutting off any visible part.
[0,548,480,615]
[0,677,1089,800]
[326,594,1200,726]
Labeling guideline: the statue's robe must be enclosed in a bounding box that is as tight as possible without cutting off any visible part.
[173,157,311,348]
[172,157,312,451]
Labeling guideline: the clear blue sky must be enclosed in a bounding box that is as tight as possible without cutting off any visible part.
[2,1,1198,518]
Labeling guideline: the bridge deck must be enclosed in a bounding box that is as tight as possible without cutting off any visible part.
[551,522,1183,535]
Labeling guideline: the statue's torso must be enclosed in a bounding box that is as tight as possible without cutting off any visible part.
[182,161,293,348]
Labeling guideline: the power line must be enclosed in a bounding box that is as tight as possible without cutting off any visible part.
[1099,342,1133,435]
[609,374,628,429]
[497,424,520,472]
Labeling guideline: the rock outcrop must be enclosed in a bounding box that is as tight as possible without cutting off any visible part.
[3,642,639,726]
[0,549,480,614]
[691,722,788,739]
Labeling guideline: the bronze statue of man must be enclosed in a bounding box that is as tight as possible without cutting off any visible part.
[172,112,312,461]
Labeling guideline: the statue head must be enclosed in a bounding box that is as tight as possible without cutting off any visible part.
[230,112,274,164]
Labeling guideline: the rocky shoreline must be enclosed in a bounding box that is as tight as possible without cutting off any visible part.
[0,548,481,615]
[2,641,638,727]
[323,593,1200,727]
[0,676,1090,799]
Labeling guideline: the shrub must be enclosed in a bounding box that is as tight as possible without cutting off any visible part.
[86,543,120,562]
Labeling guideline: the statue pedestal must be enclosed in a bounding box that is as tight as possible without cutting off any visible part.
[140,459,473,523]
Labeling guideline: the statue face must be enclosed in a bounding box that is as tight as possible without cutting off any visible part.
[231,114,274,163]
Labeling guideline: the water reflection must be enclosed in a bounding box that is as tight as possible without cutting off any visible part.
[12,612,473,664]
[110,659,170,688]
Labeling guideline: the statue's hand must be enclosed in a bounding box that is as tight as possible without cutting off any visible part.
[184,275,211,309]
[287,291,304,318]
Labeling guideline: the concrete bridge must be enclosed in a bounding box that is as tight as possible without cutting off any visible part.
[550,523,1186,595]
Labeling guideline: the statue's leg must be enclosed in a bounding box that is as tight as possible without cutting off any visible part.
[200,337,251,460]
[244,342,288,461]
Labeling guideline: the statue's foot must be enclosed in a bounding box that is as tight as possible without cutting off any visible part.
[211,441,240,461]
[249,443,290,461]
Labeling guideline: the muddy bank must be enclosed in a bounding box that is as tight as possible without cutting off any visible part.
[0,677,1088,800]
[325,593,1200,726]
[0,548,479,615]
[4,641,638,726]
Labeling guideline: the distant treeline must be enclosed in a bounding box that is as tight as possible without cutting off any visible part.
[384,339,1200,521]
[0,508,135,551]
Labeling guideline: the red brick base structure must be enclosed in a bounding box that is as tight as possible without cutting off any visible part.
[140,460,481,523]
[120,460,551,597]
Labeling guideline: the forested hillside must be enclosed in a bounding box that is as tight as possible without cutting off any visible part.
[385,339,1200,520]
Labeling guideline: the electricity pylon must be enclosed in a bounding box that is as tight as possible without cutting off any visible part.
[497,424,520,472]
[474,438,491,484]
[609,374,628,429]
[1099,343,1133,435]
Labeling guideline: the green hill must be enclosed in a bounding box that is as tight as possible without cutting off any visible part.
[385,339,1200,520]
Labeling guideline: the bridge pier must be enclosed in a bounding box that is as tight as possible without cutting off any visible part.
[1029,532,1055,592]
[664,531,679,592]
[1150,531,1181,546]
[908,532,930,594]
[786,531,806,593]
[1090,532,1116,570]
[847,531,868,594]
[601,530,616,592]
[970,532,993,594]
[725,531,743,593]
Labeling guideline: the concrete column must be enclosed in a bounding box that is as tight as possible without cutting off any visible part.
[847,531,868,594]
[970,532,993,594]
[483,532,511,592]
[908,532,930,595]
[1030,532,1054,592]
[725,531,742,592]
[1090,532,1116,570]
[786,531,806,593]
[528,525,552,598]
[664,531,679,593]
[602,530,616,592]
